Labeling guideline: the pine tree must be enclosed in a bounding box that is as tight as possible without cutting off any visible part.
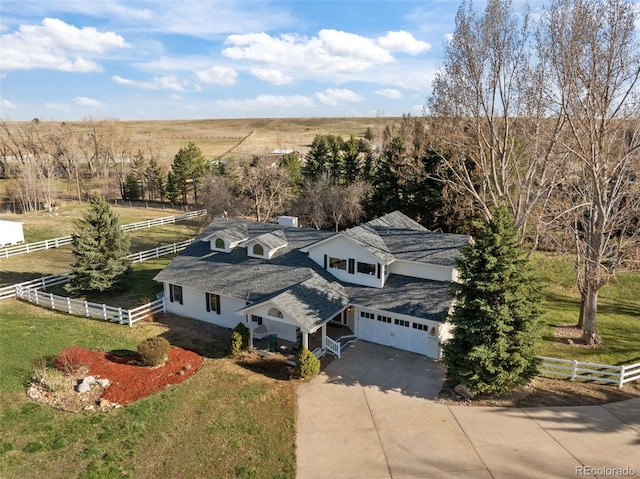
[66,194,132,294]
[443,207,541,395]
[303,135,331,181]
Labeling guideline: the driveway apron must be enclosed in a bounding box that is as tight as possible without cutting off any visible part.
[296,341,640,479]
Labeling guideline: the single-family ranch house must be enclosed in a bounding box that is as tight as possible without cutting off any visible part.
[154,211,471,359]
[0,219,25,246]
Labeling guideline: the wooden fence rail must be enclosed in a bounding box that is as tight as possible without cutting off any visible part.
[539,356,640,387]
[1,209,206,259]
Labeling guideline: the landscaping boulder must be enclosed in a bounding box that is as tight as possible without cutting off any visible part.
[454,384,475,400]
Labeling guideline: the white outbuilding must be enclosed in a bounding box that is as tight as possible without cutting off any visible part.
[0,219,25,246]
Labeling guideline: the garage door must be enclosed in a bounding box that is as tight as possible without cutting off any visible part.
[357,311,438,357]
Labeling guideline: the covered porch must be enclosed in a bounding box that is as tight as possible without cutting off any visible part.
[251,317,355,359]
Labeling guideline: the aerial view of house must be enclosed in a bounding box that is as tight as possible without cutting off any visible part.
[154,211,471,359]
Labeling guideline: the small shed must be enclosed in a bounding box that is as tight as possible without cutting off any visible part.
[0,219,25,246]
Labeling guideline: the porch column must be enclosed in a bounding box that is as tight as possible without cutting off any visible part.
[321,323,327,348]
[302,332,309,349]
[247,315,254,347]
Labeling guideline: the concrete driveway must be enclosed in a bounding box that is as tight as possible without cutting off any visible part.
[296,340,640,479]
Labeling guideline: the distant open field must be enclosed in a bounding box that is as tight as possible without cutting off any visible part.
[77,117,397,164]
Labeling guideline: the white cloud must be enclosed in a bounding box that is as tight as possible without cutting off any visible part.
[45,102,70,112]
[1,17,129,72]
[74,96,104,107]
[378,31,431,55]
[1,99,17,109]
[113,75,186,91]
[222,29,395,76]
[315,88,364,106]
[250,68,293,85]
[195,65,237,85]
[375,88,403,99]
[217,94,315,111]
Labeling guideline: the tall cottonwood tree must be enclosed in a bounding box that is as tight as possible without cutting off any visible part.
[538,0,640,344]
[428,0,562,244]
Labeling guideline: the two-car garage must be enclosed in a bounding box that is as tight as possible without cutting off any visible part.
[355,309,442,358]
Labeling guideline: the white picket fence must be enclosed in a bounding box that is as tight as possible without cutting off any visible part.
[539,356,640,387]
[15,286,165,326]
[0,209,206,259]
[0,238,195,327]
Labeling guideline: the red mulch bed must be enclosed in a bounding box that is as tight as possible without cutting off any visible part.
[77,346,203,405]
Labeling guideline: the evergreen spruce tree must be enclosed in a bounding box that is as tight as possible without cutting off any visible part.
[443,206,541,395]
[303,135,331,181]
[66,194,132,294]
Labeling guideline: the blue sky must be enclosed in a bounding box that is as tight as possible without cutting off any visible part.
[0,0,609,121]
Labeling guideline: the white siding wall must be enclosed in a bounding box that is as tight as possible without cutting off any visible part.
[244,303,298,342]
[0,220,24,245]
[163,283,247,329]
[307,235,384,288]
[389,259,455,282]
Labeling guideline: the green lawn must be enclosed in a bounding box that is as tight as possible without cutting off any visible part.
[0,300,296,479]
[533,253,640,366]
[0,220,203,287]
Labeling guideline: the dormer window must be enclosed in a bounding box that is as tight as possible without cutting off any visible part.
[253,244,264,256]
[268,307,283,318]
[215,238,225,249]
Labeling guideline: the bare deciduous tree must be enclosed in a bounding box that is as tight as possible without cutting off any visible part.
[294,173,369,231]
[234,158,294,222]
[428,0,563,245]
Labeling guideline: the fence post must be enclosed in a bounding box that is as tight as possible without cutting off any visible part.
[618,366,625,388]
[34,289,39,305]
[128,310,133,327]
[103,304,107,320]
[50,293,54,309]
[67,296,71,313]
[84,301,89,317]
[570,360,578,381]
[118,307,123,324]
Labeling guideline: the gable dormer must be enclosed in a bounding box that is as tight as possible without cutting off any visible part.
[205,225,248,253]
[241,230,287,259]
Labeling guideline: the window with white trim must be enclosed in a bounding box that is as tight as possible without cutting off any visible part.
[412,322,429,332]
[169,284,183,304]
[394,319,410,327]
[329,257,347,270]
[253,244,264,256]
[214,238,225,249]
[360,311,375,319]
[377,315,392,323]
[357,261,376,275]
[206,292,220,314]
[251,315,263,325]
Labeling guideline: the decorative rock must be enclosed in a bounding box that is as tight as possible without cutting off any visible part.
[99,399,110,408]
[77,382,91,393]
[83,376,96,385]
[96,379,110,387]
[454,384,475,400]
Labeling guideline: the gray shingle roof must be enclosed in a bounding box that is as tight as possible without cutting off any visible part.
[154,212,468,327]
[255,272,350,331]
[204,224,248,244]
[246,230,287,250]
